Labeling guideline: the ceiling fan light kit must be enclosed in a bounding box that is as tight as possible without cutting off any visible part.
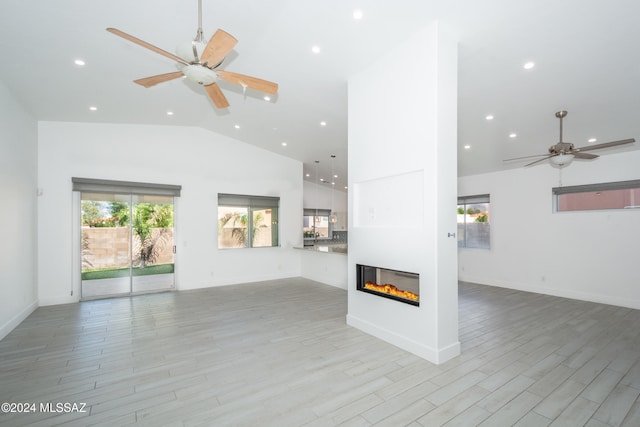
[503,110,635,168]
[550,153,574,166]
[182,64,217,85]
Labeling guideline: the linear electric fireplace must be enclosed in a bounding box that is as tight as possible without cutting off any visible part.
[356,264,419,306]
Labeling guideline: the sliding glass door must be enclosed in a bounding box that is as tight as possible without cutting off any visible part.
[80,192,132,298]
[131,194,175,294]
[80,192,175,299]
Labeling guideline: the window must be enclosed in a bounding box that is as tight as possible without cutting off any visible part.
[553,180,640,212]
[457,194,490,249]
[303,209,330,239]
[217,194,279,248]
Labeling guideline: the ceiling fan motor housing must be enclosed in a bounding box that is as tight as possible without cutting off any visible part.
[549,141,574,154]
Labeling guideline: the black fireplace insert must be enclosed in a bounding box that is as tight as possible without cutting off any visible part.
[356,264,419,306]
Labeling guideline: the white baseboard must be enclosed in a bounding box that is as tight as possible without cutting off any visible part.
[38,295,79,307]
[177,274,302,291]
[458,274,640,310]
[0,300,38,341]
[346,314,460,365]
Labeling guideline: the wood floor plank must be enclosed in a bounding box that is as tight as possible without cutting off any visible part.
[621,399,640,427]
[1,279,640,426]
[533,379,588,420]
[477,375,536,413]
[549,396,600,427]
[591,384,640,427]
[477,391,543,427]
[416,385,489,426]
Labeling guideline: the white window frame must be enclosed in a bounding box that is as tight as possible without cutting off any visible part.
[457,194,491,249]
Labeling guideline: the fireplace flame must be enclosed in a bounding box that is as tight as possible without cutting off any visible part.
[364,281,418,301]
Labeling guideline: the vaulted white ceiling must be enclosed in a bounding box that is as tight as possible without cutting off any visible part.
[2,0,639,189]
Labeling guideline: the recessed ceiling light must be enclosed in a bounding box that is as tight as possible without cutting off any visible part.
[523,61,535,70]
[588,138,597,143]
[305,173,310,177]
[320,121,327,126]
[281,142,287,146]
[333,174,338,178]
[344,186,348,190]
[89,106,97,111]
[166,111,174,116]
[74,59,85,66]
[353,9,364,20]
[509,133,517,138]
[485,115,494,120]
[311,45,321,54]
[264,96,271,101]
[331,181,335,185]
[234,124,240,129]
[464,145,471,149]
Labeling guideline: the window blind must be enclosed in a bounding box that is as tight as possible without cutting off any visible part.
[303,208,331,216]
[72,177,181,197]
[552,179,640,195]
[218,193,279,208]
[458,194,490,205]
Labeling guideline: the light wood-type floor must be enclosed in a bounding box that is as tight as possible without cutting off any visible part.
[1,278,639,426]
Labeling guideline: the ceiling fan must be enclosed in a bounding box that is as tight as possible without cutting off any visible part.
[504,111,635,167]
[106,0,278,109]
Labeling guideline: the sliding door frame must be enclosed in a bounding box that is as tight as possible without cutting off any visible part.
[72,178,181,300]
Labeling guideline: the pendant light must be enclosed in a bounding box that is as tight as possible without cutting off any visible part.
[329,154,338,224]
[314,160,320,225]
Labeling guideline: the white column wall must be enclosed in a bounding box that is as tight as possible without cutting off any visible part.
[458,149,640,308]
[347,23,460,364]
[37,121,303,305]
[0,81,39,339]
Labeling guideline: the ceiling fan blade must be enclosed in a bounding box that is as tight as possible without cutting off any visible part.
[503,153,549,162]
[200,29,238,68]
[525,155,553,167]
[572,152,599,160]
[216,70,279,94]
[204,83,230,108]
[574,138,635,152]
[106,28,190,66]
[134,71,184,88]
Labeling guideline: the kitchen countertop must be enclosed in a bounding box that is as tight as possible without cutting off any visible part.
[295,243,348,255]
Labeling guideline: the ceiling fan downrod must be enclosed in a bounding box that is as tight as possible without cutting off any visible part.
[195,0,204,43]
[555,110,567,143]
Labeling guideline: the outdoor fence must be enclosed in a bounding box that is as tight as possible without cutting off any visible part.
[82,227,174,269]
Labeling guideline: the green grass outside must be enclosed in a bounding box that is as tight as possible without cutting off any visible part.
[82,264,174,280]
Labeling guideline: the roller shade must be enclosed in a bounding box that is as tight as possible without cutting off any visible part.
[72,177,181,197]
[458,194,490,204]
[303,209,331,216]
[218,193,279,208]
[552,179,640,195]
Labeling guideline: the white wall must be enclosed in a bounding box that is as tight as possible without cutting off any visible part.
[0,81,39,339]
[347,23,460,364]
[37,121,303,305]
[458,149,640,308]
[300,250,348,289]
